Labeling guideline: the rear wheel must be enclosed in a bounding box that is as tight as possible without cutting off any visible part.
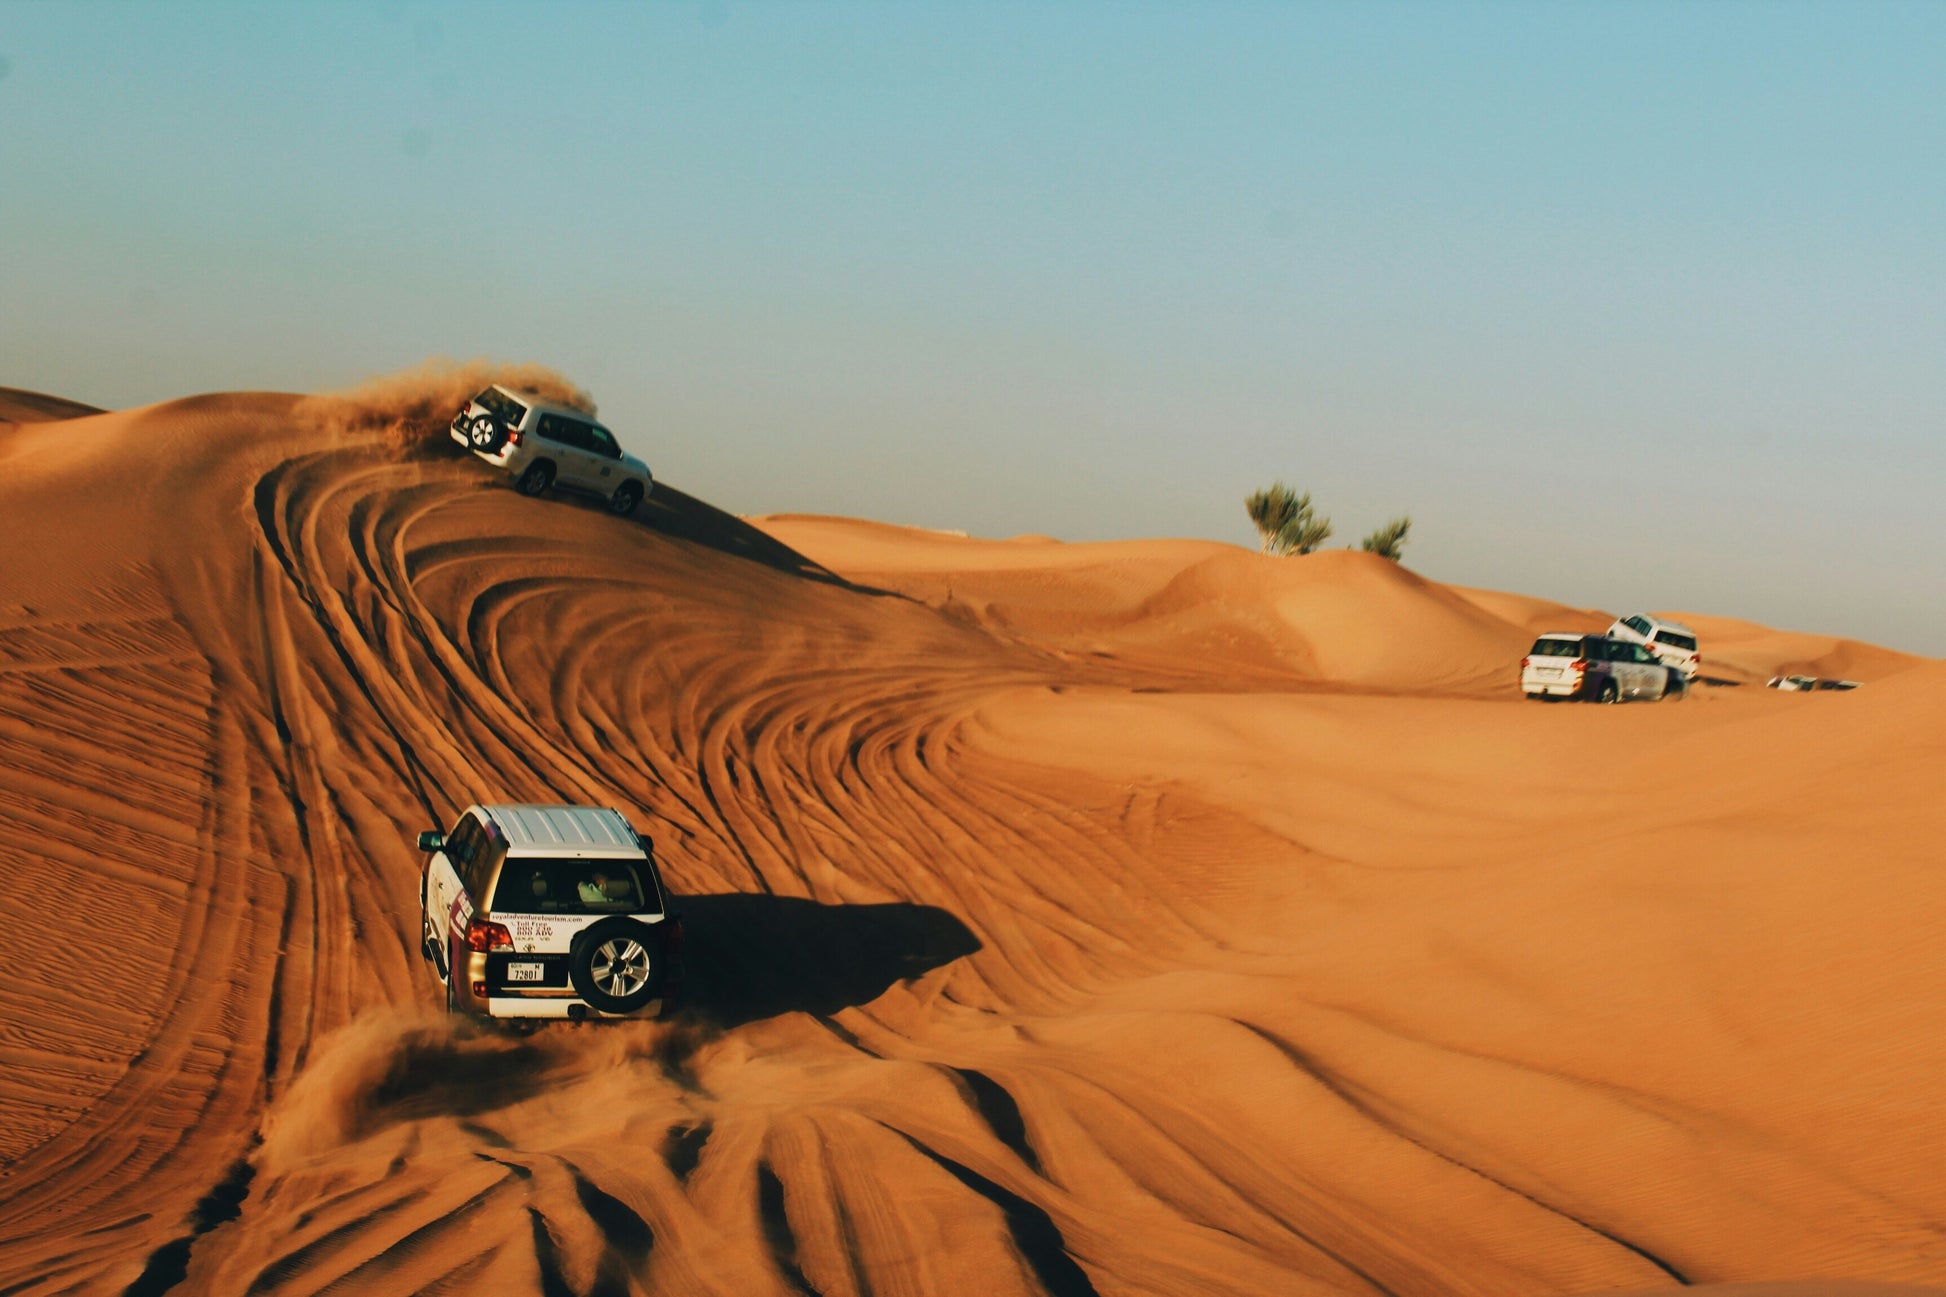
[515,461,555,496]
[443,941,463,1015]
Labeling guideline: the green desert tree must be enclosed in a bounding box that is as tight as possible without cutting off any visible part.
[1245,482,1333,555]
[1359,516,1412,561]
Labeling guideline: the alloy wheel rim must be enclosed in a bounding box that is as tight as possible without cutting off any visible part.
[592,938,650,996]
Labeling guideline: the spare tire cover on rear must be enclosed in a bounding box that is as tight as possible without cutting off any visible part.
[569,916,665,1014]
[467,413,506,452]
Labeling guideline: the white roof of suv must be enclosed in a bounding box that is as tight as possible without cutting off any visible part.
[483,804,643,857]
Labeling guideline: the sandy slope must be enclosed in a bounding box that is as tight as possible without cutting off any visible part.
[0,383,1941,1297]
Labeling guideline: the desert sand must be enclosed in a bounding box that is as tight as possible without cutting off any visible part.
[0,371,1941,1296]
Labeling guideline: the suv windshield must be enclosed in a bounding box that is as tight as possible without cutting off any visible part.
[1529,638,1581,657]
[474,387,529,427]
[491,858,653,915]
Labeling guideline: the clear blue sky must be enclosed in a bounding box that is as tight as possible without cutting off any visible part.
[4,2,1942,654]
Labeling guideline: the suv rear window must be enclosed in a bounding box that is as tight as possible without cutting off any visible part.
[491,858,654,915]
[1651,630,1697,651]
[474,388,529,427]
[1529,638,1581,657]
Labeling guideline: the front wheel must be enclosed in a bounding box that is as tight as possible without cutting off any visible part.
[419,883,437,964]
[515,461,555,497]
[1662,674,1687,701]
[609,482,643,517]
[1596,680,1620,705]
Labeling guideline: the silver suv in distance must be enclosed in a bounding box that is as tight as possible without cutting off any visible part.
[1521,633,1686,703]
[451,384,654,517]
[418,804,682,1021]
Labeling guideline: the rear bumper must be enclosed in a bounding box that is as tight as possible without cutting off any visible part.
[484,996,666,1020]
[1520,669,1582,696]
[447,947,681,1020]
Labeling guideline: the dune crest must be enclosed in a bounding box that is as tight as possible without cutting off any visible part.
[0,385,105,425]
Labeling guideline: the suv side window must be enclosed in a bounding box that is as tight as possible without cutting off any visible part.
[585,425,620,459]
[445,814,486,892]
[537,414,574,446]
[473,838,507,907]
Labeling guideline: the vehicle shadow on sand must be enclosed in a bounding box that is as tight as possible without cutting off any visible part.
[675,893,981,1030]
[632,482,895,596]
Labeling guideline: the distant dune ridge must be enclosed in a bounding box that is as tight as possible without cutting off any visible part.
[0,385,105,425]
[0,367,1941,1296]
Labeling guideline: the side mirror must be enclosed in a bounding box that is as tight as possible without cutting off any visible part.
[416,830,444,852]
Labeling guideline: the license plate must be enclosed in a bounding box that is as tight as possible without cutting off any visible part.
[507,963,544,982]
[1538,667,1560,677]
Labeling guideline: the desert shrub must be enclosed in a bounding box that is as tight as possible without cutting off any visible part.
[1245,482,1333,555]
[1359,516,1412,561]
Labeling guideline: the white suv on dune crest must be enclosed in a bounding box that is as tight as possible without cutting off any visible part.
[1607,614,1701,681]
[417,804,682,1022]
[451,385,654,517]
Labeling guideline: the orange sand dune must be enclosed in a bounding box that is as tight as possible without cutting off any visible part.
[0,384,105,425]
[1,380,1942,1296]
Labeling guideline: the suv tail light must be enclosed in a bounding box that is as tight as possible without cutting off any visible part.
[506,426,523,447]
[465,918,513,951]
[1520,656,1531,669]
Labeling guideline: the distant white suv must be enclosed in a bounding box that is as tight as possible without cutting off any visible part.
[451,385,654,517]
[417,804,682,1021]
[1608,614,1701,681]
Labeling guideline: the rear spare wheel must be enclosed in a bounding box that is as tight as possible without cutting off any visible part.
[569,917,665,1014]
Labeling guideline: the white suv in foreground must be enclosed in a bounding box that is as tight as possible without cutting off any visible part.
[418,804,682,1021]
[1521,633,1686,702]
[451,385,654,517]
